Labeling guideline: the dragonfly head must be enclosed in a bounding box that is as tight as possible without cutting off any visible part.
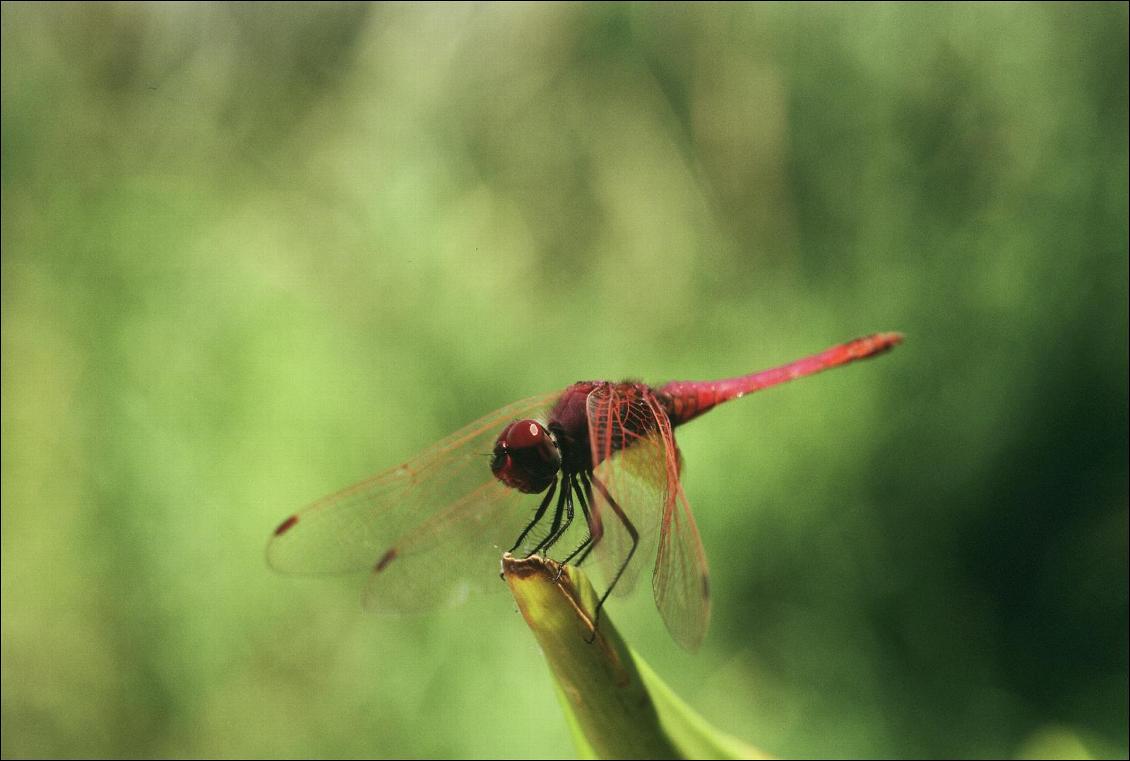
[491,419,561,494]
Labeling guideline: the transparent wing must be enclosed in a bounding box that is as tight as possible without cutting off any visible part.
[361,478,528,611]
[584,385,665,596]
[267,392,560,612]
[647,391,711,650]
[585,384,710,650]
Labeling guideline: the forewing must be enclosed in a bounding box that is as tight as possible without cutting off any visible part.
[267,392,559,611]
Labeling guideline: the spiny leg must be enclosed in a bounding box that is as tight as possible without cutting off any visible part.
[573,471,601,567]
[543,474,577,555]
[509,477,558,554]
[552,476,596,583]
[524,477,566,558]
[559,475,595,567]
[530,471,574,556]
[586,474,639,643]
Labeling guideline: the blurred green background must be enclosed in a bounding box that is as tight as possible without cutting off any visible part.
[3,3,1127,758]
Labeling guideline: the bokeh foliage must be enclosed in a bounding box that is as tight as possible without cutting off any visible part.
[3,3,1127,758]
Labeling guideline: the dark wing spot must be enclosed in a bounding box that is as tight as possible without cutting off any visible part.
[374,548,398,573]
[273,515,299,536]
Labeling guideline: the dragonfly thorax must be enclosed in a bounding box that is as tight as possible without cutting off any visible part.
[490,419,561,493]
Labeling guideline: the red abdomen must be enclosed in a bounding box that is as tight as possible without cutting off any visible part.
[660,333,903,426]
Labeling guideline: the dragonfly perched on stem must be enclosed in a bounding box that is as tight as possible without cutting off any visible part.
[269,332,902,649]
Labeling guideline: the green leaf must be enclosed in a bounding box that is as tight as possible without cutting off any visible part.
[503,555,769,760]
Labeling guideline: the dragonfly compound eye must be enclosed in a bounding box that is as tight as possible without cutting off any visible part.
[490,419,560,494]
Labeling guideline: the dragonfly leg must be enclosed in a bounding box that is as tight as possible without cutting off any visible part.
[555,476,595,581]
[509,477,558,554]
[530,473,573,556]
[558,468,601,569]
[572,471,602,567]
[586,474,638,643]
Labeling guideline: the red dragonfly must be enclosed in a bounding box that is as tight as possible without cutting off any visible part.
[269,332,902,649]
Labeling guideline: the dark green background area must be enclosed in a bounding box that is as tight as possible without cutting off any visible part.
[3,3,1126,758]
